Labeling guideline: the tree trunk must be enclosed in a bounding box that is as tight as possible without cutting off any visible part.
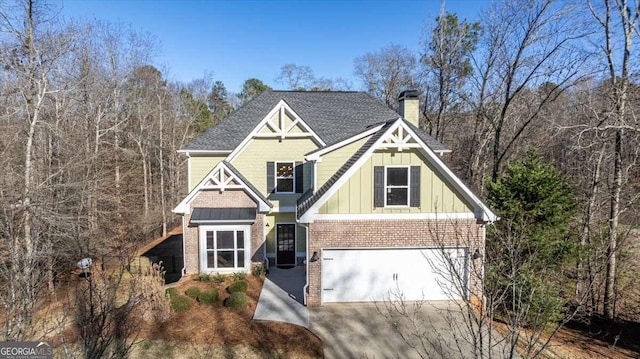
[577,144,605,309]
[158,93,167,237]
[604,129,622,319]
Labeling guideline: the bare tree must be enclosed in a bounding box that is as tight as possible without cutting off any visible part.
[0,0,74,340]
[467,0,590,183]
[74,257,169,359]
[1,1,191,345]
[586,0,639,320]
[275,63,315,90]
[354,44,418,109]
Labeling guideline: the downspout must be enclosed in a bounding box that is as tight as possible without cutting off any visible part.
[312,160,317,190]
[181,151,191,277]
[186,151,192,192]
[181,214,187,277]
[300,222,310,306]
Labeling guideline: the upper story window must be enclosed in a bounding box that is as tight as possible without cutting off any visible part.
[374,165,420,208]
[276,162,295,193]
[267,161,303,194]
[385,166,409,206]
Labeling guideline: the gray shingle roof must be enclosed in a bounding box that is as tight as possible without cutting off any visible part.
[182,90,447,152]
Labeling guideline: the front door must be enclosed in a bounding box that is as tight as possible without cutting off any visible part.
[276,224,296,266]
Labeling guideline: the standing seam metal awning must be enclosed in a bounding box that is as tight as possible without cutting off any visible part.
[190,208,257,224]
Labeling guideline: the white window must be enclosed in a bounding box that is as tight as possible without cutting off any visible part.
[276,161,295,193]
[200,226,249,271]
[385,166,409,206]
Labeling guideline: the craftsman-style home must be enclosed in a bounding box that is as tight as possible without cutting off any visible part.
[173,90,496,306]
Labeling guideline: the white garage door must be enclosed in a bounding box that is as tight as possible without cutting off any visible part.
[321,248,468,303]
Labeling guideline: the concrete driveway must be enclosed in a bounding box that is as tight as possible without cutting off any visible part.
[309,302,494,359]
[253,266,308,327]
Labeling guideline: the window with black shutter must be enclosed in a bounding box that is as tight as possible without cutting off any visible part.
[374,165,421,207]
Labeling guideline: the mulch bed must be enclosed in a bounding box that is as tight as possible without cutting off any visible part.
[146,275,323,358]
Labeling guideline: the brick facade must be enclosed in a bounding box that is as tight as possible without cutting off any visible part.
[306,218,485,306]
[183,189,265,275]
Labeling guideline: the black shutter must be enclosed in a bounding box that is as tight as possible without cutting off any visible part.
[267,162,275,193]
[295,162,304,193]
[410,166,420,207]
[374,166,384,207]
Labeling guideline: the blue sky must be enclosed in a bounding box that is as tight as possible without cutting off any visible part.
[59,0,489,93]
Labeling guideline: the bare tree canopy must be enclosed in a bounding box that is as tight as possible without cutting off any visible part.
[354,44,419,109]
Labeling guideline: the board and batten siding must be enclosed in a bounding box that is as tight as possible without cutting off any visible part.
[189,155,228,191]
[230,137,317,209]
[318,149,473,214]
[315,136,370,187]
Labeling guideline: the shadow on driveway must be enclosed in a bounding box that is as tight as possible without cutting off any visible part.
[309,302,503,359]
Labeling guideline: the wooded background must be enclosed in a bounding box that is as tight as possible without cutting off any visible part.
[1,0,638,346]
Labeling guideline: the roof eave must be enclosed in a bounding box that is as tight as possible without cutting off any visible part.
[178,149,233,155]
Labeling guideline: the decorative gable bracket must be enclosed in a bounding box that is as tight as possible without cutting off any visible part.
[173,161,272,214]
[202,166,242,192]
[379,125,421,152]
[226,99,325,162]
[252,100,325,144]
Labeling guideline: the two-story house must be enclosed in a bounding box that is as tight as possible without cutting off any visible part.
[173,90,497,306]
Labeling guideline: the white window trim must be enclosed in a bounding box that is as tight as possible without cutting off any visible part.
[384,165,410,207]
[199,225,251,272]
[275,161,296,194]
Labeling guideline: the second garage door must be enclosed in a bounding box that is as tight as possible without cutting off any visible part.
[321,248,468,303]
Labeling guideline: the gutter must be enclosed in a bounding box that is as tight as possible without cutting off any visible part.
[300,222,310,306]
[181,215,187,277]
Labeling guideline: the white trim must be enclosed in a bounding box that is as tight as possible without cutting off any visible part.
[275,222,297,266]
[312,160,318,191]
[272,206,297,212]
[384,165,410,207]
[305,124,383,161]
[379,125,422,152]
[227,100,325,162]
[263,213,268,264]
[254,133,315,138]
[173,161,271,214]
[312,213,477,221]
[199,225,251,272]
[186,152,192,192]
[299,119,498,223]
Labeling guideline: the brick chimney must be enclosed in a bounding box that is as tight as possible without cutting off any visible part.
[398,90,419,128]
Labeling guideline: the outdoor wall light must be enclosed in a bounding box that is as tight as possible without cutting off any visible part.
[472,249,483,260]
[309,251,319,262]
